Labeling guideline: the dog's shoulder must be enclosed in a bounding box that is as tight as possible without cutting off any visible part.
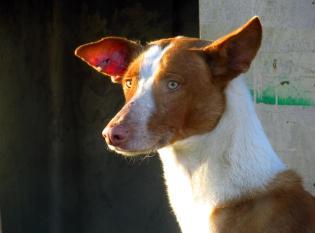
[210,170,315,233]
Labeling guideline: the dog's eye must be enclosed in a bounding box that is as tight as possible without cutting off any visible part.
[167,80,179,90]
[125,79,132,88]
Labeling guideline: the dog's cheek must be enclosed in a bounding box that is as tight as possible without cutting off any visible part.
[148,95,187,145]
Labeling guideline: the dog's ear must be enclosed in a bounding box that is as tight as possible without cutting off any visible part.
[201,16,262,82]
[75,37,142,83]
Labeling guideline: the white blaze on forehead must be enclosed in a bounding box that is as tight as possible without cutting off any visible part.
[117,44,171,152]
[133,44,171,108]
[140,45,165,81]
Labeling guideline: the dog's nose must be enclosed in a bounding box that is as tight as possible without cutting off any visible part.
[102,125,129,147]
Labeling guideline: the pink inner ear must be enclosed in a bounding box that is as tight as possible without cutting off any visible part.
[76,39,132,78]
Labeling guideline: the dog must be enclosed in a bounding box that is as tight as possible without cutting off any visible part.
[75,16,315,233]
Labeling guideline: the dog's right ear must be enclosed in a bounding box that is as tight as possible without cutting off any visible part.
[200,16,262,83]
[75,37,142,83]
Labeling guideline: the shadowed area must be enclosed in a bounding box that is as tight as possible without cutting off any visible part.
[0,0,198,233]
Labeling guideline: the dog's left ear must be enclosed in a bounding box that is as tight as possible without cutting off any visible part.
[201,16,262,81]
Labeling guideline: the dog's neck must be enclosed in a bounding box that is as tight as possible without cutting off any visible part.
[158,76,286,213]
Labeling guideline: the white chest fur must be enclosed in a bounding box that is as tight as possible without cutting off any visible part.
[159,147,214,233]
[158,77,286,233]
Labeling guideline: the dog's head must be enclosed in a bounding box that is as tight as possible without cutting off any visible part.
[75,17,262,156]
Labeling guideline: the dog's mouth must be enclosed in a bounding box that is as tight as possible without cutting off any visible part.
[106,135,171,157]
[108,146,155,156]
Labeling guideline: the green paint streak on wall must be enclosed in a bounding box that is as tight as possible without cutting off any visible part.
[249,89,314,106]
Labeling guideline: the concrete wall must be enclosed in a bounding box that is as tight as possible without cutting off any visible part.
[199,0,315,194]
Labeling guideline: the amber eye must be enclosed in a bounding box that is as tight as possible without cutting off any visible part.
[167,80,179,90]
[125,79,132,88]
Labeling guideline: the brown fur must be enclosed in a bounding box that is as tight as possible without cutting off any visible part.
[148,42,226,143]
[211,171,315,233]
[120,36,226,145]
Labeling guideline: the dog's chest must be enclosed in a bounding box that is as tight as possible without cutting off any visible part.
[159,149,214,233]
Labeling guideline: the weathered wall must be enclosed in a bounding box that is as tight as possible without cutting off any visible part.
[200,0,315,194]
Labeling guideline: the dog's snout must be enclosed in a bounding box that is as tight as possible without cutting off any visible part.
[102,125,130,147]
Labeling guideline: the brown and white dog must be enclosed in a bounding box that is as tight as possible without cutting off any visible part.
[75,17,315,233]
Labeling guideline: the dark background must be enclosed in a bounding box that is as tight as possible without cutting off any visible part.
[0,0,198,233]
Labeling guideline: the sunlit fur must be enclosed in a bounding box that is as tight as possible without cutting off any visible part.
[158,76,286,233]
